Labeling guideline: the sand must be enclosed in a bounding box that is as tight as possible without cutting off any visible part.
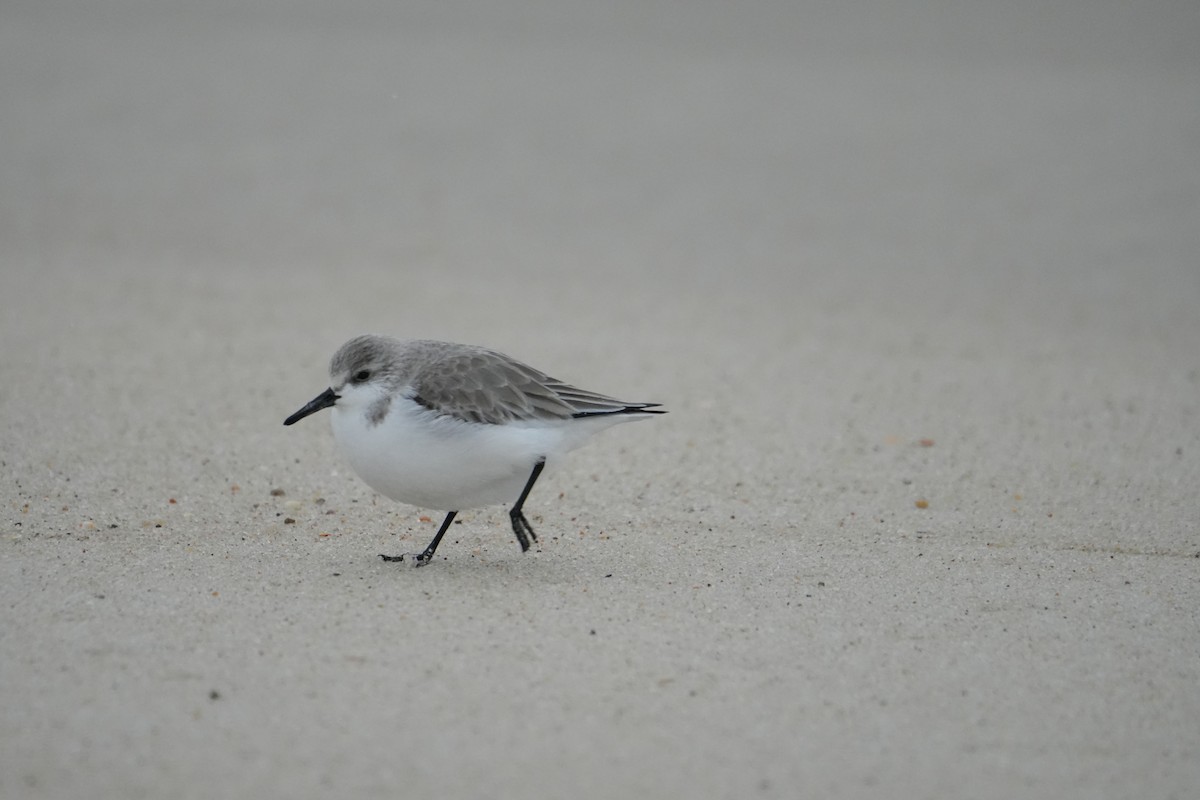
[2,2,1198,798]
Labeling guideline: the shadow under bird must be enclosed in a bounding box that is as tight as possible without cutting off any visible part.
[284,335,665,565]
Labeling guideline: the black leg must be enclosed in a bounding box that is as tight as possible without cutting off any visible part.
[509,460,545,552]
[380,510,457,566]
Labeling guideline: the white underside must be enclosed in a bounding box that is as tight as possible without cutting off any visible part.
[330,397,648,511]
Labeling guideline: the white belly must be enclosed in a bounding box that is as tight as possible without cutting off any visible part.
[330,398,570,510]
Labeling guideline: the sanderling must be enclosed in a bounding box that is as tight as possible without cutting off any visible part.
[284,335,665,565]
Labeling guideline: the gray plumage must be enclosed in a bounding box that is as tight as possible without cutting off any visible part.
[330,335,663,426]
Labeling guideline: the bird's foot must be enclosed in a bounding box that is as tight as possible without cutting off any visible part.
[509,510,538,552]
[379,552,433,567]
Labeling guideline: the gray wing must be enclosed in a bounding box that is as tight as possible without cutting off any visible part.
[411,347,659,424]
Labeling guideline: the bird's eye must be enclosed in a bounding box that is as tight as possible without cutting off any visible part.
[352,369,371,383]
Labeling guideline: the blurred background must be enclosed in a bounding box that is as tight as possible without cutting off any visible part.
[4,0,1197,529]
[5,0,1196,339]
[2,3,1199,796]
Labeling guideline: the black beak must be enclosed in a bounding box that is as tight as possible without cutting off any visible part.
[284,387,340,426]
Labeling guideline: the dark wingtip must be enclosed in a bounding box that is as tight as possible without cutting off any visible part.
[572,403,667,419]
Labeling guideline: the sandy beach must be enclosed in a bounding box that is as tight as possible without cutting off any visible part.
[2,2,1198,797]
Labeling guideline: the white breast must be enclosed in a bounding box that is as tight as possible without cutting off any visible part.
[330,397,572,510]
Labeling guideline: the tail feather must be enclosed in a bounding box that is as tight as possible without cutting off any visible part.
[572,403,666,419]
